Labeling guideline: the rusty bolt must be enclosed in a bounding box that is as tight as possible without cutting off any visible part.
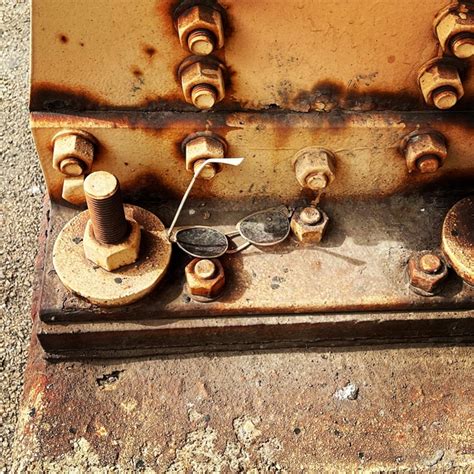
[176,5,224,55]
[434,6,474,59]
[290,207,329,244]
[418,59,464,110]
[185,258,225,300]
[182,133,227,180]
[293,147,336,191]
[83,172,141,271]
[52,130,95,176]
[407,252,448,296]
[401,130,448,174]
[179,57,226,110]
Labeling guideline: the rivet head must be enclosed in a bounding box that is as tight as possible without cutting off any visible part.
[191,84,217,109]
[300,207,321,225]
[195,259,216,279]
[416,155,440,174]
[419,254,442,274]
[432,88,458,110]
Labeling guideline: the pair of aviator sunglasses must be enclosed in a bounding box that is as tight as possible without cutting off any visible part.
[170,206,292,259]
[167,158,292,259]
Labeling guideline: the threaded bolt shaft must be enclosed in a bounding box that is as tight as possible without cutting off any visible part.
[84,171,129,245]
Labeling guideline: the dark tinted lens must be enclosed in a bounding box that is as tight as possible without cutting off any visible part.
[175,227,228,258]
[238,208,290,246]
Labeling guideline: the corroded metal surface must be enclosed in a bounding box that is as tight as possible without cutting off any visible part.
[39,191,474,325]
[30,111,474,204]
[30,0,474,112]
[14,329,474,470]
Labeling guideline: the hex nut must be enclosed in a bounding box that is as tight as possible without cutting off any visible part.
[184,134,225,174]
[418,60,464,109]
[52,132,95,176]
[83,218,141,271]
[293,147,336,191]
[290,207,329,243]
[407,253,448,296]
[179,58,226,109]
[176,5,224,55]
[62,176,85,206]
[185,258,225,300]
[435,6,474,59]
[401,131,448,174]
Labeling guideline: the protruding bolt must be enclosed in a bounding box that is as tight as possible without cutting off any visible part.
[306,173,328,191]
[193,159,217,180]
[59,157,84,177]
[300,207,321,225]
[293,147,336,191]
[407,252,448,295]
[188,29,215,55]
[84,171,129,245]
[194,259,216,280]
[52,130,96,176]
[432,87,459,110]
[416,155,440,174]
[418,60,464,110]
[401,130,448,174]
[451,34,474,59]
[191,84,217,110]
[419,254,442,274]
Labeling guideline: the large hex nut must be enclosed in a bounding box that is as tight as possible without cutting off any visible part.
[435,5,474,59]
[407,253,448,296]
[418,59,464,110]
[293,147,336,191]
[52,131,95,176]
[290,207,329,243]
[176,5,225,55]
[179,57,226,110]
[401,130,448,174]
[185,258,225,300]
[83,218,141,271]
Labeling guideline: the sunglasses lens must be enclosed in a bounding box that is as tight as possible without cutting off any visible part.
[175,227,228,258]
[237,208,290,246]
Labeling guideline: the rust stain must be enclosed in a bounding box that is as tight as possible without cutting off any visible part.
[58,34,68,44]
[142,44,157,60]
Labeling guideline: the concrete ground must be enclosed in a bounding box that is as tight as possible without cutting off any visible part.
[1,1,473,472]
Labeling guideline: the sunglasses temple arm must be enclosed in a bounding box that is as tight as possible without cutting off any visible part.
[167,157,245,237]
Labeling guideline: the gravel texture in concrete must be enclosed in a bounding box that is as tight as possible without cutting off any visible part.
[1,1,43,471]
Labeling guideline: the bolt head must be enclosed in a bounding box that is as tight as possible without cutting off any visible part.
[194,259,216,279]
[416,155,440,174]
